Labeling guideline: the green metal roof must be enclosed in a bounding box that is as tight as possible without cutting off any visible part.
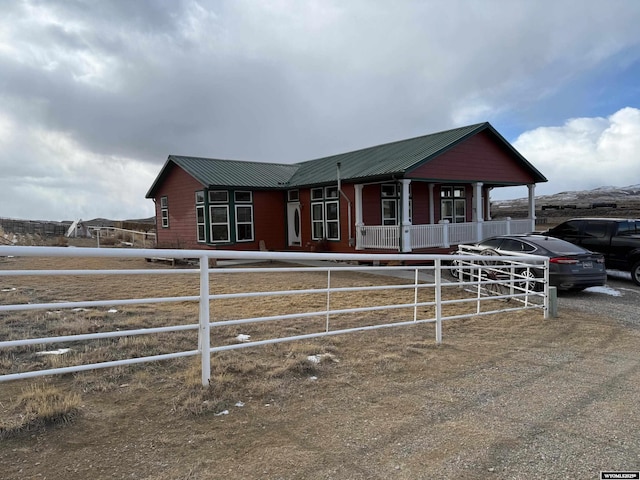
[146,122,547,198]
[287,123,489,186]
[171,156,297,188]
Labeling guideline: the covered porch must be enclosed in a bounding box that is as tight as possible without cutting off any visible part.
[353,180,537,251]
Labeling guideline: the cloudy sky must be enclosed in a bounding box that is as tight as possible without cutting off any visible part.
[1,0,640,221]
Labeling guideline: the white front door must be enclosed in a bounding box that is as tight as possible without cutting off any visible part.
[287,202,302,246]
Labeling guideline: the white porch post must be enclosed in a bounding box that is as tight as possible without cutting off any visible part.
[485,187,493,221]
[354,184,364,250]
[428,183,435,224]
[527,183,536,232]
[474,182,484,241]
[401,179,412,252]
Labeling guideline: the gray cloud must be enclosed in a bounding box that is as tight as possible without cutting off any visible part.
[1,0,640,220]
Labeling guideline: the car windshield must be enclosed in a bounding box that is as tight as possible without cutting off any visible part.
[529,236,587,255]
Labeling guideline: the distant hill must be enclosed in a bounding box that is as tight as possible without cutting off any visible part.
[493,185,640,221]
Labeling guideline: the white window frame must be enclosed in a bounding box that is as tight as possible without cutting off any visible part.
[209,205,230,243]
[324,200,340,240]
[209,190,228,203]
[287,190,299,202]
[441,186,466,224]
[311,202,324,240]
[160,196,169,228]
[381,199,398,226]
[195,191,206,243]
[234,191,252,203]
[235,205,254,242]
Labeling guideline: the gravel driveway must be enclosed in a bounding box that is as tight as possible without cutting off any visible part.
[561,271,640,327]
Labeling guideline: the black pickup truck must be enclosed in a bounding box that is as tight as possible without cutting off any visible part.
[544,218,640,285]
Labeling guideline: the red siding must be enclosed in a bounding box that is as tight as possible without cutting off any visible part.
[408,130,536,183]
[155,165,204,249]
[153,165,287,250]
[249,191,286,251]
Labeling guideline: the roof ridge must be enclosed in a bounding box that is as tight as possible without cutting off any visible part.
[294,122,488,165]
[169,154,295,168]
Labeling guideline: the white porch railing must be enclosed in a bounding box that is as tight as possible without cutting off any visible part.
[361,218,536,250]
[356,225,400,250]
[0,246,547,386]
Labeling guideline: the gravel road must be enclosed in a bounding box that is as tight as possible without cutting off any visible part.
[560,271,640,327]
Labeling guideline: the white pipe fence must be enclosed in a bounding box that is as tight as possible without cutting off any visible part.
[0,246,549,386]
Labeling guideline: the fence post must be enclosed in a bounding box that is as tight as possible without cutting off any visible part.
[548,286,558,319]
[435,258,442,344]
[199,256,211,386]
[440,220,450,248]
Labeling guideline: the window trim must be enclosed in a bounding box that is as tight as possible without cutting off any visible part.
[160,196,169,228]
[235,204,254,242]
[209,204,230,243]
[234,191,252,203]
[209,190,228,203]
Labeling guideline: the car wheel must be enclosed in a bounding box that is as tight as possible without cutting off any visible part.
[517,268,541,292]
[448,259,459,279]
[632,260,640,286]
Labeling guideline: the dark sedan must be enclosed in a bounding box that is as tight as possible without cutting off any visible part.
[453,234,607,291]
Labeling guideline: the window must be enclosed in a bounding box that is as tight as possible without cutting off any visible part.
[441,186,466,223]
[204,190,254,243]
[195,191,206,242]
[325,201,339,239]
[311,186,340,240]
[210,205,230,242]
[380,183,411,225]
[382,199,397,226]
[381,184,396,197]
[235,205,254,241]
[311,203,324,239]
[287,190,299,202]
[160,196,169,228]
[234,191,252,203]
[325,186,339,199]
[209,190,228,203]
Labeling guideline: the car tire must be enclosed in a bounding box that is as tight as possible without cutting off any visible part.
[631,260,640,286]
[517,268,541,292]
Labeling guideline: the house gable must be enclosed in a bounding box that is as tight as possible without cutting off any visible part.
[406,128,544,185]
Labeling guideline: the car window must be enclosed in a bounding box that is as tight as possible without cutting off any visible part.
[583,221,607,238]
[479,238,502,249]
[498,238,531,253]
[550,220,581,236]
[535,237,587,254]
[618,220,640,235]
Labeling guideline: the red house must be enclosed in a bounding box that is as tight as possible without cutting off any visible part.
[145,122,547,252]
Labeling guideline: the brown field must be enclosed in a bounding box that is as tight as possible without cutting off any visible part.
[1,255,640,479]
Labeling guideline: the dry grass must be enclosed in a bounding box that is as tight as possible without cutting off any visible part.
[0,255,501,422]
[4,255,636,478]
[0,382,81,439]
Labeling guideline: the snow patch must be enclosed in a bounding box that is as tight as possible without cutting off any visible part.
[36,348,72,356]
[585,286,622,297]
[307,353,338,364]
[236,334,251,343]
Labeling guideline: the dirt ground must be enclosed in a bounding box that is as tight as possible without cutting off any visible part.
[1,256,640,479]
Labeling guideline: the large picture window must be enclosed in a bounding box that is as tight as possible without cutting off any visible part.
[201,189,254,243]
[311,186,340,241]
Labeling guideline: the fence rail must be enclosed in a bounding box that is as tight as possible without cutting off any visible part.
[0,246,549,386]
